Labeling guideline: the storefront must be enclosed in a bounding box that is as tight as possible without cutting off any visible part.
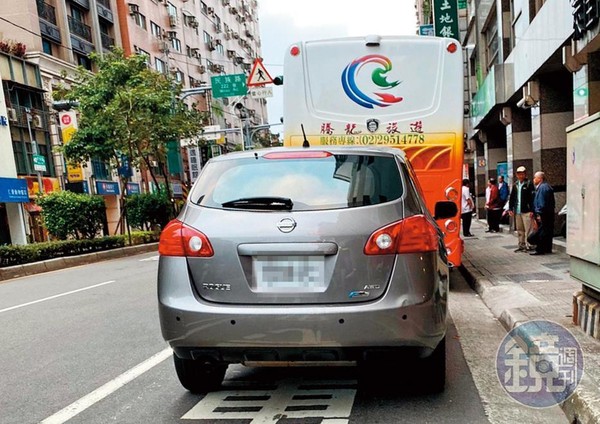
[20,176,61,243]
[0,177,29,245]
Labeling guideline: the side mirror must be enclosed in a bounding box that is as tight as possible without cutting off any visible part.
[434,201,458,220]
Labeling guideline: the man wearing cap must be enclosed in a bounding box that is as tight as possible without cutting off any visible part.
[508,166,535,252]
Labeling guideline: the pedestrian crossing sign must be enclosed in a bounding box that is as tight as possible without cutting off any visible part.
[247,58,274,86]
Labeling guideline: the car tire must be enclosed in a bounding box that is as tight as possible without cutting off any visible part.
[421,336,446,393]
[173,354,227,393]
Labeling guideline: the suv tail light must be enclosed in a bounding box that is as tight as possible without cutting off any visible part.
[364,215,439,255]
[159,219,214,257]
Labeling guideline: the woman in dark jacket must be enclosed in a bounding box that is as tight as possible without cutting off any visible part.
[485,178,503,232]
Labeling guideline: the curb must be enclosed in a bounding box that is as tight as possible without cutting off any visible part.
[0,243,158,282]
[459,262,600,424]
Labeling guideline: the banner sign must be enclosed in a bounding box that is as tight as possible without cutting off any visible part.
[58,110,84,182]
[0,177,29,203]
[433,0,460,40]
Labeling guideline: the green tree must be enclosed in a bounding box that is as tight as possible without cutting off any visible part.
[125,191,171,231]
[59,48,207,198]
[38,191,106,240]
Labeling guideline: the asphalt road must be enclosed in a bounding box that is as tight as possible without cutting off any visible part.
[0,252,567,424]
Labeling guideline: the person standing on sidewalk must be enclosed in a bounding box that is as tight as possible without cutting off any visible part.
[508,166,535,252]
[531,171,556,255]
[461,178,475,237]
[485,178,503,232]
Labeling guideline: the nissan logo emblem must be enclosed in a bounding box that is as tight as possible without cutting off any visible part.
[277,217,296,233]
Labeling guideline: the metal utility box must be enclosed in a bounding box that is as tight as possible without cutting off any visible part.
[566,112,600,293]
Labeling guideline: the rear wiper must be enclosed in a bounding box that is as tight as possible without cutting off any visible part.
[221,197,293,210]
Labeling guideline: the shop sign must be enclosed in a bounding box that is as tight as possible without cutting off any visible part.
[22,176,60,198]
[0,177,29,203]
[126,182,140,195]
[96,180,120,195]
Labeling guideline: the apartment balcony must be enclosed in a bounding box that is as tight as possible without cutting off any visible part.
[71,0,90,10]
[101,33,115,50]
[68,16,92,42]
[37,1,61,43]
[97,0,114,23]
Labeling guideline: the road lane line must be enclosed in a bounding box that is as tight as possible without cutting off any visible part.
[40,347,172,424]
[0,280,116,314]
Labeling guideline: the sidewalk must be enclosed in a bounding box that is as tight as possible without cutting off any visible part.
[459,219,600,423]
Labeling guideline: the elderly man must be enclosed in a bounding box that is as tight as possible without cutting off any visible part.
[508,166,535,252]
[530,171,555,255]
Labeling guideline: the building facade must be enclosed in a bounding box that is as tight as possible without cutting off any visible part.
[417,0,600,338]
[0,0,266,244]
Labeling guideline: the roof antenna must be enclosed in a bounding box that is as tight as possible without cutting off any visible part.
[301,124,310,148]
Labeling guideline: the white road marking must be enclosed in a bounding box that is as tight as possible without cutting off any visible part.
[0,280,116,314]
[139,255,159,262]
[182,378,356,423]
[40,348,172,424]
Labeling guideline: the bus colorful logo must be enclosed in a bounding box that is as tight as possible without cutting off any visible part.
[341,54,403,109]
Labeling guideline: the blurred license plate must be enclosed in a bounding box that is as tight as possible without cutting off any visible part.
[253,255,325,292]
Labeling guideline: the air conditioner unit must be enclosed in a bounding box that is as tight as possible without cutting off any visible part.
[190,48,199,57]
[215,39,222,45]
[207,7,214,15]
[198,65,206,74]
[245,29,253,38]
[229,6,237,14]
[128,3,139,15]
[150,160,158,167]
[166,30,177,40]
[224,30,231,39]
[168,14,177,27]
[214,23,221,32]
[227,50,236,58]
[237,15,245,23]
[232,32,239,39]
[157,40,170,52]
[207,41,215,51]
[7,107,17,122]
[235,56,244,64]
[222,0,230,5]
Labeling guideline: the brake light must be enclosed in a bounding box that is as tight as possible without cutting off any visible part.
[364,215,439,255]
[263,151,332,159]
[158,219,214,257]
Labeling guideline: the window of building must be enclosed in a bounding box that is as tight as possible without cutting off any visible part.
[135,47,151,66]
[216,43,224,55]
[134,12,147,30]
[166,2,177,17]
[483,13,499,72]
[200,1,208,15]
[203,30,212,44]
[155,57,166,74]
[174,70,184,84]
[91,158,110,180]
[171,38,182,52]
[150,21,162,38]
[76,53,92,70]
[70,5,85,22]
[42,39,53,55]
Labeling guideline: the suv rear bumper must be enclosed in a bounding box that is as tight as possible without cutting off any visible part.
[158,257,448,360]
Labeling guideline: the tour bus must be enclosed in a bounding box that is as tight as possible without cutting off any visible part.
[282,35,465,266]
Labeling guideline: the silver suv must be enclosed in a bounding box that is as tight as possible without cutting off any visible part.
[158,146,457,393]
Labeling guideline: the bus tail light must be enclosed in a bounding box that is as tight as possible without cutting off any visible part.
[364,215,439,255]
[159,219,214,257]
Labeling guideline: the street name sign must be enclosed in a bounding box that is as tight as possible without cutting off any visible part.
[211,74,248,98]
[33,154,47,172]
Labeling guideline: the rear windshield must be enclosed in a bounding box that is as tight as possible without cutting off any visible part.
[190,153,404,211]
